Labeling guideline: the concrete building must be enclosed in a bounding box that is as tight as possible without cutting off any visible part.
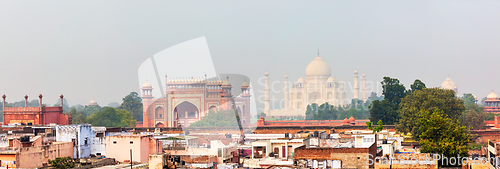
[294,134,377,169]
[106,135,162,163]
[91,127,106,156]
[0,141,73,168]
[487,139,500,169]
[56,124,94,159]
[149,153,171,169]
[2,94,71,125]
[163,139,238,164]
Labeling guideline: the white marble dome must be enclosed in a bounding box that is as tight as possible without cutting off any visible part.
[142,81,152,88]
[440,77,456,90]
[297,77,305,83]
[327,76,334,83]
[89,99,97,106]
[487,91,499,99]
[305,56,331,78]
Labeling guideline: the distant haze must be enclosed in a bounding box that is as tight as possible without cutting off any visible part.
[0,0,499,107]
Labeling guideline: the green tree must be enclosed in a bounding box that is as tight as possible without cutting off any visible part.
[190,109,240,127]
[381,77,406,106]
[461,93,477,106]
[315,103,339,120]
[461,107,486,130]
[369,100,397,124]
[79,105,103,116]
[260,112,266,118]
[67,108,87,124]
[86,107,136,127]
[117,92,143,121]
[397,87,465,139]
[366,120,383,133]
[368,77,406,125]
[48,157,75,169]
[409,79,426,93]
[305,103,319,120]
[418,108,471,166]
[460,93,485,130]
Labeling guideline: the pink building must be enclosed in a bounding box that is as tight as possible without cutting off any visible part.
[106,135,162,163]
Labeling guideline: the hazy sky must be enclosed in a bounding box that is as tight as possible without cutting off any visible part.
[1,0,499,107]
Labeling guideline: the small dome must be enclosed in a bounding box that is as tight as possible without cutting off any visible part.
[142,81,152,88]
[297,77,305,83]
[241,81,249,87]
[441,77,457,90]
[265,71,269,76]
[327,76,334,83]
[354,70,358,74]
[222,77,231,86]
[305,56,331,78]
[343,117,349,124]
[349,116,355,123]
[89,99,97,106]
[487,91,499,99]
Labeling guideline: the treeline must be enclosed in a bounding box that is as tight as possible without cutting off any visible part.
[68,92,143,127]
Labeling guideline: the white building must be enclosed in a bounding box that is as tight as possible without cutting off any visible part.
[56,124,94,158]
[91,127,106,156]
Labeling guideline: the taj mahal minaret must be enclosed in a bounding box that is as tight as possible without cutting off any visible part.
[354,70,359,99]
[362,74,367,101]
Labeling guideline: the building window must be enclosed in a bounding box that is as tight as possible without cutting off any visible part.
[84,138,88,145]
[130,141,133,144]
[113,141,117,144]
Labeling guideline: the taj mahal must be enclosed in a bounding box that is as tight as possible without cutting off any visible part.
[264,55,368,117]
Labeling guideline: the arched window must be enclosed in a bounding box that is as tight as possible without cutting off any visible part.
[188,111,196,118]
[297,102,302,109]
[155,107,164,119]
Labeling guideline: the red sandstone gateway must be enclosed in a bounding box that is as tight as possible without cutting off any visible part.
[1,94,72,125]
